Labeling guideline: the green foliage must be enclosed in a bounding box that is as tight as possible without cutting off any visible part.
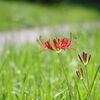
[0,30,100,99]
[0,1,100,31]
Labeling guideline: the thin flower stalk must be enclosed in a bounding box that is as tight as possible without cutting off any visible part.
[58,53,73,99]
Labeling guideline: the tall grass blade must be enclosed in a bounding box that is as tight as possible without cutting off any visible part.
[19,73,29,100]
[74,79,81,100]
[89,65,100,97]
[85,65,100,99]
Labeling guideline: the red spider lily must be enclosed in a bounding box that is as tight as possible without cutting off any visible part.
[37,36,73,52]
[43,39,54,50]
[53,38,72,50]
[78,52,91,65]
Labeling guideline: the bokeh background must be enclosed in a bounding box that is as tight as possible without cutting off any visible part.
[0,0,100,30]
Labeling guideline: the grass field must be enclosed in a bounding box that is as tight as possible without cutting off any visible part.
[0,30,100,99]
[0,1,100,31]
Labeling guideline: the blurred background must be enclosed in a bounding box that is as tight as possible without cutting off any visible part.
[0,0,100,48]
[0,0,100,31]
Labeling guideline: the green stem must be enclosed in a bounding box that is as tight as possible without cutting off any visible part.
[82,80,91,100]
[74,79,81,100]
[85,65,92,100]
[82,79,92,100]
[82,79,88,92]
[58,53,73,99]
[85,65,90,89]
[87,65,100,98]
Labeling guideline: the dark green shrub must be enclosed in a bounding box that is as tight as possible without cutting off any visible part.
[1,0,64,3]
[1,0,100,4]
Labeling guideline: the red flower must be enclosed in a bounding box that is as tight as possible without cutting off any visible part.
[53,38,72,50]
[37,36,73,52]
[43,39,54,50]
[78,52,91,65]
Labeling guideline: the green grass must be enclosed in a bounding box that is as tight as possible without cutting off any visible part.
[0,30,100,99]
[0,1,100,31]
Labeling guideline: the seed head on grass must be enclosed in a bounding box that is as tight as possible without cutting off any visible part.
[76,68,83,80]
[78,52,91,65]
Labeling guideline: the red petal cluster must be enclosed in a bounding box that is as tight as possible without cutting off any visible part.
[43,37,72,51]
[43,39,54,50]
